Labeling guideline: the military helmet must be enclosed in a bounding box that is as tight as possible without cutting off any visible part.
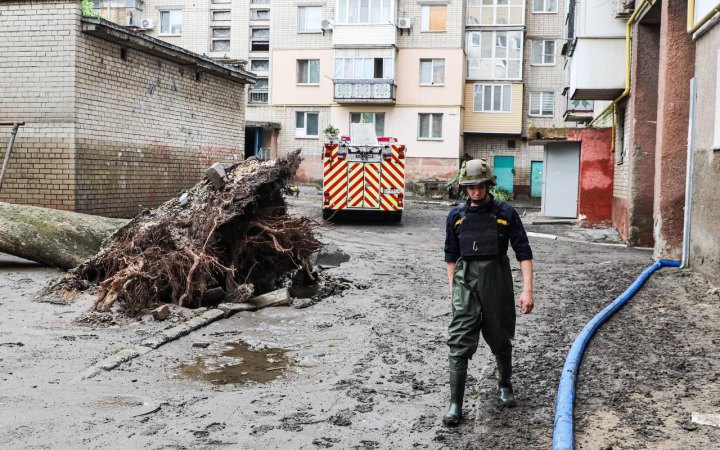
[459,159,496,186]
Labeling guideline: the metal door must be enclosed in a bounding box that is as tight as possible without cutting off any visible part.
[493,156,514,194]
[542,143,580,218]
[530,161,543,198]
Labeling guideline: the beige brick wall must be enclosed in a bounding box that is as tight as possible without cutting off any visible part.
[0,0,79,210]
[464,135,543,189]
[74,32,246,217]
[1,0,247,217]
[523,0,570,132]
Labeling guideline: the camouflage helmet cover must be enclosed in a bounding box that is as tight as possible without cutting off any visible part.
[459,159,496,186]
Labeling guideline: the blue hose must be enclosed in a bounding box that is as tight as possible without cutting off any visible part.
[552,259,681,450]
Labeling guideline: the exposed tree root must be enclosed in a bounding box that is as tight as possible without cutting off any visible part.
[65,151,321,312]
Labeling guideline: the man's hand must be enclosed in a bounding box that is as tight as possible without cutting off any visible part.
[519,259,534,314]
[520,290,533,314]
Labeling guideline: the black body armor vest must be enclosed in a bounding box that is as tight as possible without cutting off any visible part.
[459,202,502,258]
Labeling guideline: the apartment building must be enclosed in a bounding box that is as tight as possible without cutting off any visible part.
[106,0,464,182]
[462,0,577,198]
[93,0,576,190]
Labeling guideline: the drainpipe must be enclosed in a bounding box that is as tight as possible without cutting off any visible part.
[688,0,720,34]
[588,0,656,128]
[682,78,697,268]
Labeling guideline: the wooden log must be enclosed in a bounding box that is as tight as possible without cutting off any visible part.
[0,202,128,269]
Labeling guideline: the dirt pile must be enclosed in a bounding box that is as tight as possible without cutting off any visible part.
[61,151,322,312]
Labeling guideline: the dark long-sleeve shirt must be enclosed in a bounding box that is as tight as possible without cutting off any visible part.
[444,199,533,263]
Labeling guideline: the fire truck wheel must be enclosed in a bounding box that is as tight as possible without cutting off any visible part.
[390,211,403,223]
[322,209,334,221]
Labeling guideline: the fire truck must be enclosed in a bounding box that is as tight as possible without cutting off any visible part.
[322,124,407,222]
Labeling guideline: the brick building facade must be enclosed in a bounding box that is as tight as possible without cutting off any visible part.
[0,0,253,217]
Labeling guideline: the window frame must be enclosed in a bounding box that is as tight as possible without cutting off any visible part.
[467,30,523,80]
[336,0,393,25]
[210,27,231,52]
[466,0,524,26]
[296,111,320,138]
[532,0,557,13]
[297,59,320,85]
[531,39,555,66]
[419,58,445,86]
[529,91,555,117]
[420,5,447,32]
[349,112,385,137]
[250,58,270,72]
[159,10,183,35]
[211,10,231,21]
[251,8,270,21]
[298,5,323,33]
[250,27,270,52]
[334,57,393,79]
[473,83,512,113]
[417,113,443,140]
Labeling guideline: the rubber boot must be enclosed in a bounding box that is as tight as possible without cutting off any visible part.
[496,355,516,407]
[443,367,467,426]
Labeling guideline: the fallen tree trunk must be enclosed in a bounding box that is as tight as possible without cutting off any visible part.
[67,151,322,312]
[0,202,128,269]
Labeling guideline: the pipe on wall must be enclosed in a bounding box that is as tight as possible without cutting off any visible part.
[682,78,697,268]
[588,0,656,128]
[552,259,681,450]
[688,0,720,34]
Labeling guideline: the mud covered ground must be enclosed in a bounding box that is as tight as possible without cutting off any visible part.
[1,187,719,449]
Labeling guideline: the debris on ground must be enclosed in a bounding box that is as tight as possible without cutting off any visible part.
[56,151,322,313]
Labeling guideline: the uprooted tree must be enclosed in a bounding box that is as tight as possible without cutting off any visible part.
[1,151,322,312]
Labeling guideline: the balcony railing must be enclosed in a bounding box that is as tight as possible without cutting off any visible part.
[333,79,396,104]
[249,91,268,104]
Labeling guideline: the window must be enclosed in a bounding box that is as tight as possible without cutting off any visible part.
[298,6,322,32]
[250,59,269,72]
[251,9,270,20]
[350,112,385,136]
[211,27,231,51]
[418,113,443,139]
[250,77,269,103]
[297,59,320,84]
[421,5,446,31]
[467,0,524,26]
[160,10,182,35]
[529,91,555,116]
[212,10,231,21]
[250,28,270,51]
[467,30,523,79]
[420,59,445,85]
[296,112,319,137]
[473,84,511,112]
[531,40,555,65]
[334,57,393,79]
[211,0,231,3]
[251,0,270,3]
[337,0,392,24]
[532,0,557,13]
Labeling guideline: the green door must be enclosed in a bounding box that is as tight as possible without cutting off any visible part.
[493,156,514,194]
[531,161,543,198]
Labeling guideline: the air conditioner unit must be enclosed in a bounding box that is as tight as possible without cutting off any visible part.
[321,19,334,31]
[397,17,412,29]
[139,18,155,30]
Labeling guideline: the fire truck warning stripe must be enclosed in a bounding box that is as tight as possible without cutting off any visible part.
[381,164,404,189]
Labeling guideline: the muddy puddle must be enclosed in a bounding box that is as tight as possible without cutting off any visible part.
[179,341,291,385]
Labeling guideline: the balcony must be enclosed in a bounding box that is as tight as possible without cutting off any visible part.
[333,24,396,48]
[568,38,626,100]
[564,98,594,122]
[249,91,268,104]
[333,79,396,104]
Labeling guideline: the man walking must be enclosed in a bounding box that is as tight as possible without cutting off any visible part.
[443,159,534,426]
